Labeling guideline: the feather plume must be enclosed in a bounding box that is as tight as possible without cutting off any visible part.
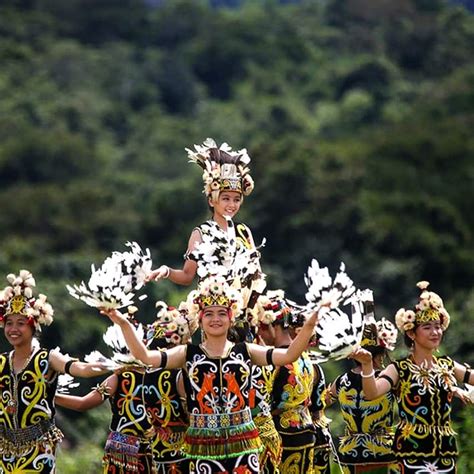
[66,242,152,309]
[303,259,362,361]
[57,374,80,394]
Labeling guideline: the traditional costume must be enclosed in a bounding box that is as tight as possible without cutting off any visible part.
[0,270,62,473]
[97,303,195,474]
[182,275,262,474]
[391,282,457,473]
[332,292,398,474]
[259,290,331,474]
[146,303,194,474]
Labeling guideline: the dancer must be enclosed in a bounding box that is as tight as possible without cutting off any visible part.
[351,281,474,473]
[147,138,257,286]
[326,297,398,474]
[56,303,193,474]
[0,270,107,473]
[147,303,193,474]
[231,307,282,474]
[102,275,325,474]
[258,290,331,474]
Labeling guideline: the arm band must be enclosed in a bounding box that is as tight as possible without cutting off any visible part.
[463,368,472,384]
[93,382,111,401]
[64,359,77,375]
[379,374,395,388]
[159,351,168,369]
[266,348,274,366]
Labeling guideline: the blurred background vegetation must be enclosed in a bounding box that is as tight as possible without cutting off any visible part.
[1,0,473,471]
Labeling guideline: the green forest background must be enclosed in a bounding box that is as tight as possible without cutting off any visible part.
[1,0,474,471]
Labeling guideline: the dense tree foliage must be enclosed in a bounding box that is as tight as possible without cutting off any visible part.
[1,0,473,470]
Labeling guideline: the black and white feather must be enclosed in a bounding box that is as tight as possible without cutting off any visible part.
[191,217,266,290]
[66,241,152,309]
[50,347,81,394]
[85,323,147,371]
[57,374,80,394]
[304,259,363,361]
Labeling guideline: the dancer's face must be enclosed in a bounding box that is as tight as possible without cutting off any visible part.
[209,191,242,220]
[200,306,231,338]
[257,324,275,346]
[413,320,443,351]
[4,314,34,348]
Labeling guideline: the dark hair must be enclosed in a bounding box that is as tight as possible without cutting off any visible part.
[272,311,305,330]
[228,320,254,343]
[403,332,414,349]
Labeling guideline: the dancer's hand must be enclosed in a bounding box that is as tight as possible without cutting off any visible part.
[305,309,320,328]
[145,265,170,282]
[452,386,474,405]
[307,297,332,327]
[349,346,373,365]
[100,308,128,326]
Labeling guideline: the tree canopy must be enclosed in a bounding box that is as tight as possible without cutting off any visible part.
[1,0,473,470]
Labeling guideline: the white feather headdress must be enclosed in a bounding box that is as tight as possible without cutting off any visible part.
[186,138,254,197]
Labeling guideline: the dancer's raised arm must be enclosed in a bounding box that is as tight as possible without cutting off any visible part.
[249,309,320,366]
[101,308,186,368]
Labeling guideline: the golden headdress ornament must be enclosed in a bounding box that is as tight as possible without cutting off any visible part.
[186,275,243,323]
[395,281,450,332]
[0,270,54,329]
[186,138,254,200]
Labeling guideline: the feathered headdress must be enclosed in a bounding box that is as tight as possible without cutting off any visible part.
[255,290,305,329]
[186,274,243,323]
[303,259,363,361]
[353,289,398,351]
[395,281,450,332]
[0,270,54,330]
[186,138,254,199]
[146,301,198,347]
[66,241,152,310]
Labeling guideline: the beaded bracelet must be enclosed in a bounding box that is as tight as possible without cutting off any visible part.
[361,370,375,379]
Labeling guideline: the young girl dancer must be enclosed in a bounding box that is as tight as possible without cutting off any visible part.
[0,270,106,473]
[102,275,325,474]
[351,281,474,473]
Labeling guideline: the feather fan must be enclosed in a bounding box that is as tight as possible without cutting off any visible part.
[304,259,363,361]
[66,241,152,309]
